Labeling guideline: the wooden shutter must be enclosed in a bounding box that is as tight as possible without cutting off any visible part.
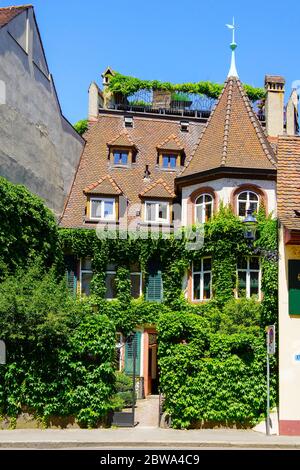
[65,255,77,297]
[124,332,141,376]
[288,260,300,315]
[146,261,163,301]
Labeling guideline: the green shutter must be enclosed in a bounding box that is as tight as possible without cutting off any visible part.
[288,260,300,315]
[65,255,77,297]
[146,270,163,302]
[124,332,141,376]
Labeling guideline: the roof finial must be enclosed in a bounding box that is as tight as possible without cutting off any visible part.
[226,17,239,78]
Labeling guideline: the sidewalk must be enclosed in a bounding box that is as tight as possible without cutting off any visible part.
[0,428,300,449]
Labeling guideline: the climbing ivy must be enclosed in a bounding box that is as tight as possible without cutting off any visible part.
[108,72,266,102]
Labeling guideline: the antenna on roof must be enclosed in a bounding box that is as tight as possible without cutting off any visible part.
[226,17,239,78]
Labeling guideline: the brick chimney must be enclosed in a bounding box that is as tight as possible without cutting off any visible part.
[88,82,103,121]
[152,90,172,110]
[286,88,299,135]
[264,75,285,137]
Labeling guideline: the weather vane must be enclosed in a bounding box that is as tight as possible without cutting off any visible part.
[226,17,238,78]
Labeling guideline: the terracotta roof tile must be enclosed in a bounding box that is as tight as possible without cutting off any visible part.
[0,5,30,27]
[84,175,123,195]
[179,77,276,179]
[157,134,184,151]
[107,131,136,148]
[139,178,175,198]
[60,113,204,228]
[277,136,300,230]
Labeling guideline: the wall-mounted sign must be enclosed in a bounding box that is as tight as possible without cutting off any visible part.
[266,325,276,355]
[294,353,300,362]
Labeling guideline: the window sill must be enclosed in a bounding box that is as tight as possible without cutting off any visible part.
[84,218,118,225]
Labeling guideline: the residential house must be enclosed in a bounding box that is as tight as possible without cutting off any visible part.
[60,51,298,397]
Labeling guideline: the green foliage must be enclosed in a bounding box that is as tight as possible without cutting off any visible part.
[171,92,191,102]
[128,100,149,107]
[108,72,265,101]
[0,177,59,279]
[113,371,134,409]
[0,262,116,427]
[73,119,88,136]
[158,304,276,429]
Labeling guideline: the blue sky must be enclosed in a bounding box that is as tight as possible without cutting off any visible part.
[2,0,300,123]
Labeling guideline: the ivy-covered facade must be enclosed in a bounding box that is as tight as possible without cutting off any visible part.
[59,64,282,408]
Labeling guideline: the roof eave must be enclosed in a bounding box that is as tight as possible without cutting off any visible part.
[176,166,277,187]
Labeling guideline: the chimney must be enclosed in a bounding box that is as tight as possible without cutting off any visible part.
[88,82,102,121]
[152,90,172,110]
[101,66,115,109]
[264,75,285,137]
[286,89,299,135]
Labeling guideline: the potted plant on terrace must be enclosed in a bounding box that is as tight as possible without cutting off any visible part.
[170,92,192,109]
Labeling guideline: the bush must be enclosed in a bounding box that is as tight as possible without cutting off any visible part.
[113,371,134,409]
[0,177,59,278]
[0,263,116,427]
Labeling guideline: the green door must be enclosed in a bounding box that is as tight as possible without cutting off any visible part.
[124,332,141,376]
[288,260,300,315]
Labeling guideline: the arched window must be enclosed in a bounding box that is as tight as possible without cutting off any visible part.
[195,194,213,223]
[237,191,259,217]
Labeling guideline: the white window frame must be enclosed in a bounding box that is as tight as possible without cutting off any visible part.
[80,257,93,297]
[237,257,261,299]
[144,200,170,224]
[237,191,259,217]
[194,193,213,224]
[192,257,212,302]
[90,197,116,221]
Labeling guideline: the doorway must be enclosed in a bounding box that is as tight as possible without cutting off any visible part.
[147,332,159,395]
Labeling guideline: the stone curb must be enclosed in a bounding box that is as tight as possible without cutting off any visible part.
[0,441,299,449]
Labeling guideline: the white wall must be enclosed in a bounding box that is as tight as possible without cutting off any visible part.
[181,177,276,225]
[279,227,300,426]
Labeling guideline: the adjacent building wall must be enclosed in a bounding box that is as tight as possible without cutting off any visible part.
[0,7,84,214]
[279,226,300,435]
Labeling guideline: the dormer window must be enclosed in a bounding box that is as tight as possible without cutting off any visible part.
[145,200,169,223]
[162,154,177,169]
[113,150,128,166]
[90,197,116,221]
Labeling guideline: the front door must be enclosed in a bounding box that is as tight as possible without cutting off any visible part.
[148,333,159,395]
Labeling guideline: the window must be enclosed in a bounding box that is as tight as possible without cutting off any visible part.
[90,197,115,221]
[146,261,163,302]
[192,258,212,301]
[237,191,259,217]
[80,259,142,299]
[80,257,93,296]
[162,154,177,169]
[145,201,169,223]
[237,257,260,299]
[113,150,128,166]
[195,194,213,223]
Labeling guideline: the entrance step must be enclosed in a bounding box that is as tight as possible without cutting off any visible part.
[135,395,160,427]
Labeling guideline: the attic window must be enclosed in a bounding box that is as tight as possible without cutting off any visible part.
[180,121,189,132]
[124,116,133,128]
[113,150,129,166]
[162,154,177,169]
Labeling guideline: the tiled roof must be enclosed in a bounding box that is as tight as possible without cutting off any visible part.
[60,113,204,228]
[139,178,176,198]
[107,131,136,148]
[84,175,123,195]
[0,5,30,27]
[277,136,300,230]
[157,134,184,151]
[178,77,276,179]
